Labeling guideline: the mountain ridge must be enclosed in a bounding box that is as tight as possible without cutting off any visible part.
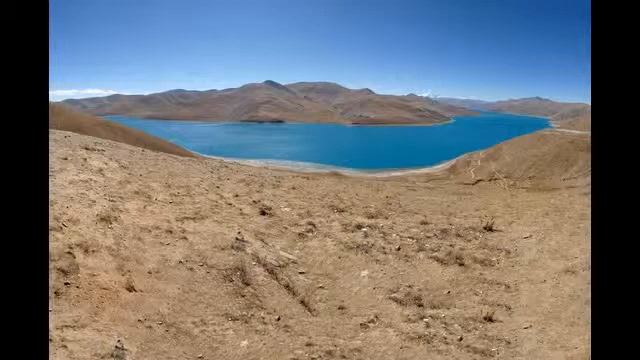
[436,96,591,131]
[61,81,476,125]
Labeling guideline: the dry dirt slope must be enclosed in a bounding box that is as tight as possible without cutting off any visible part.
[49,129,590,360]
[50,103,195,158]
[441,130,591,189]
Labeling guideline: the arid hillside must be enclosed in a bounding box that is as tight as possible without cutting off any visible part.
[49,127,590,359]
[436,96,591,132]
[50,103,195,157]
[483,97,589,118]
[550,106,591,132]
[60,81,475,125]
[441,130,591,189]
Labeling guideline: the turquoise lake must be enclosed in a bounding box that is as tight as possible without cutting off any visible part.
[106,112,550,171]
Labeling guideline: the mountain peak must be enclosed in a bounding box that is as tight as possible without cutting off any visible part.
[357,88,375,95]
[262,80,295,94]
[519,96,552,102]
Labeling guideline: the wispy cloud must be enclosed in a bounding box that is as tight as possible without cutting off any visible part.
[417,89,433,97]
[49,88,123,101]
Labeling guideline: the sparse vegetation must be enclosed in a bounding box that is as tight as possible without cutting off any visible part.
[258,204,273,216]
[49,128,590,359]
[482,217,496,232]
[481,309,497,323]
[388,286,425,308]
[224,259,253,286]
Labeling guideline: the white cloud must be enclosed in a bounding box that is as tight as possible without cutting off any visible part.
[49,88,123,101]
[417,89,433,97]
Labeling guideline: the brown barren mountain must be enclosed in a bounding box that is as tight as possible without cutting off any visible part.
[50,125,589,359]
[437,96,591,132]
[483,97,589,117]
[49,102,195,157]
[550,106,591,132]
[61,81,475,125]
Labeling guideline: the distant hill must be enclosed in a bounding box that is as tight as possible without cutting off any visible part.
[434,97,491,111]
[483,97,589,117]
[49,103,195,157]
[60,81,476,125]
[437,96,591,131]
[550,106,591,132]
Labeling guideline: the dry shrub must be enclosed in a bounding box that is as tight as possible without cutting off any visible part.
[388,286,425,308]
[224,259,253,286]
[430,248,466,267]
[258,204,273,216]
[481,309,497,323]
[482,217,496,232]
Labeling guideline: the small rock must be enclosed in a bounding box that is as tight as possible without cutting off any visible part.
[240,340,249,347]
[157,321,163,325]
[61,222,68,228]
[124,278,138,293]
[360,270,369,277]
[279,250,298,262]
[197,355,204,359]
[297,269,306,274]
[63,281,71,286]
[523,324,532,329]
[199,263,205,267]
[523,234,532,239]
[457,335,464,342]
[395,245,401,251]
[317,284,325,289]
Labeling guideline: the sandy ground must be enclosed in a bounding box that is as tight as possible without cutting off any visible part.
[49,129,590,359]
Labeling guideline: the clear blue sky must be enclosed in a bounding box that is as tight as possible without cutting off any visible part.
[50,0,591,103]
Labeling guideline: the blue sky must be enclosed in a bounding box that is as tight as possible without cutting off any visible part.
[50,0,591,103]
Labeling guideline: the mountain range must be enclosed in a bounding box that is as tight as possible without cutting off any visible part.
[60,81,590,130]
[61,81,476,125]
[436,96,591,131]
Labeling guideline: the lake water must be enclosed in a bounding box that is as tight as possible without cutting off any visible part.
[106,112,550,171]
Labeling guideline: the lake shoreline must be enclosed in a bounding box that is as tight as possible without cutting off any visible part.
[106,115,455,127]
[192,150,464,177]
[107,113,551,172]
